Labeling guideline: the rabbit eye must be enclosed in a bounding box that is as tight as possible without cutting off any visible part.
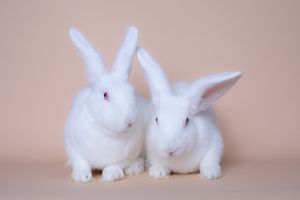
[185,118,189,126]
[155,117,158,124]
[104,92,109,100]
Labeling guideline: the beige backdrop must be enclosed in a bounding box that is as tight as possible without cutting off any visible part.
[0,0,299,163]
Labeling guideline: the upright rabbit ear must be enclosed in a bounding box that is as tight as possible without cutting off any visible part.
[137,46,172,104]
[110,27,139,80]
[184,72,243,115]
[70,28,107,84]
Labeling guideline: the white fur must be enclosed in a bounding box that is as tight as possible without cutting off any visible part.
[64,27,146,182]
[137,46,242,180]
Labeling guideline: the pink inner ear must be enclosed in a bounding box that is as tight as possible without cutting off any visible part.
[202,81,231,102]
[187,72,242,114]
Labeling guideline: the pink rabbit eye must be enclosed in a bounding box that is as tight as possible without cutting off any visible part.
[185,118,189,126]
[155,118,158,124]
[104,92,109,100]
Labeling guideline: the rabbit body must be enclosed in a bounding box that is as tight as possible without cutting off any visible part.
[137,46,242,180]
[64,27,145,182]
[145,82,223,177]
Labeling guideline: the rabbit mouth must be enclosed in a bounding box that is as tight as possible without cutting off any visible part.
[125,121,135,129]
[128,123,134,128]
[163,147,178,155]
[158,145,187,158]
[109,124,134,135]
[159,147,181,158]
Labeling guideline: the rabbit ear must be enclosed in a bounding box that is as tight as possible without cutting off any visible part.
[184,72,243,115]
[70,27,107,84]
[110,27,139,80]
[137,46,172,104]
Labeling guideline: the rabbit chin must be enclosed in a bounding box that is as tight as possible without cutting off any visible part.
[107,122,134,134]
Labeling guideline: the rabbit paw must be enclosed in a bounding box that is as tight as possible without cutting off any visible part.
[125,158,145,176]
[199,166,222,180]
[149,166,170,179]
[71,170,95,183]
[101,166,125,182]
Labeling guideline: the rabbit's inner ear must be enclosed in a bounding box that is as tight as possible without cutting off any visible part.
[185,72,243,115]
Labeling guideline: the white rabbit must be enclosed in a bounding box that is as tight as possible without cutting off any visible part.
[64,27,146,183]
[136,46,242,180]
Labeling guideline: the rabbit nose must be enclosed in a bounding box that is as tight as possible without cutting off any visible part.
[125,110,137,124]
[162,147,178,154]
[124,117,135,128]
[126,117,135,124]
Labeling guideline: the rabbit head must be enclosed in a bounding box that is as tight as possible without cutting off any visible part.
[137,46,242,158]
[70,27,139,133]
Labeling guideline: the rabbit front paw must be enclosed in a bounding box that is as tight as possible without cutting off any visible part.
[199,166,222,180]
[149,166,170,179]
[71,170,95,183]
[101,166,125,182]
